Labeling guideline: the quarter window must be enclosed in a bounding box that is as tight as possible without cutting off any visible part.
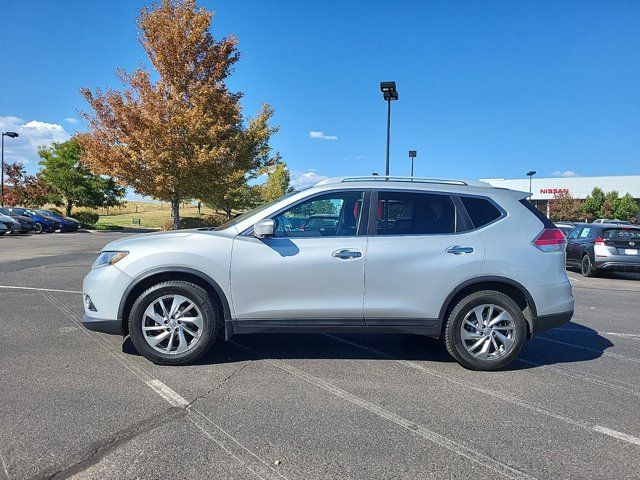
[272,191,364,237]
[375,191,460,235]
[460,196,502,228]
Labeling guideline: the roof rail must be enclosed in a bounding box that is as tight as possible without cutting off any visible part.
[340,176,469,186]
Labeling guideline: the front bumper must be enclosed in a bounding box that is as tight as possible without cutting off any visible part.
[82,314,123,334]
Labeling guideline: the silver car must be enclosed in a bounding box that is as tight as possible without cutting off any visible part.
[82,176,574,370]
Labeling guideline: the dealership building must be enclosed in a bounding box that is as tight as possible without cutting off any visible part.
[480,175,640,219]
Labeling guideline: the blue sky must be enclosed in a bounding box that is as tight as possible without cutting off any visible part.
[1,0,639,192]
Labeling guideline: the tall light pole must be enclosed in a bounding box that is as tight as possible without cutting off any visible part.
[380,81,398,176]
[526,170,536,194]
[1,131,20,207]
[409,150,417,177]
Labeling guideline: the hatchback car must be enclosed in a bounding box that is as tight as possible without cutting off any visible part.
[35,209,80,232]
[82,176,574,371]
[0,208,35,233]
[566,223,640,276]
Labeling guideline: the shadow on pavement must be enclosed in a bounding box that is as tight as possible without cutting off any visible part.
[122,320,614,370]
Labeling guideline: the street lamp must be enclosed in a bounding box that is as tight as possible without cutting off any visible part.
[380,81,398,176]
[409,150,417,177]
[1,131,19,207]
[526,170,536,194]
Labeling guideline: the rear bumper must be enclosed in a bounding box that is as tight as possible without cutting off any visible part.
[532,310,573,334]
[81,314,123,335]
[594,261,640,273]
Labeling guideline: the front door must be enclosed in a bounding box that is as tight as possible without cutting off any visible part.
[363,190,484,323]
[230,190,368,323]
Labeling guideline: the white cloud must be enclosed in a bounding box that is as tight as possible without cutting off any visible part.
[63,117,78,125]
[0,116,71,172]
[309,131,338,141]
[290,169,329,189]
[551,170,579,178]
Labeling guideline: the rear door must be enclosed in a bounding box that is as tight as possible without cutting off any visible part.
[363,190,485,324]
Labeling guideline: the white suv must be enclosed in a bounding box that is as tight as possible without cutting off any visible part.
[82,176,574,370]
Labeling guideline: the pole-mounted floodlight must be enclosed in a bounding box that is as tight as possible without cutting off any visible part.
[526,170,536,194]
[1,131,20,207]
[409,150,417,177]
[380,81,398,176]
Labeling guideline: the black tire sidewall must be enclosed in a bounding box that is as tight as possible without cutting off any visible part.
[34,223,43,234]
[128,282,219,365]
[582,255,595,277]
[445,291,526,371]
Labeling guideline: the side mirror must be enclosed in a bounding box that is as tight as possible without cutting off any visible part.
[253,219,275,238]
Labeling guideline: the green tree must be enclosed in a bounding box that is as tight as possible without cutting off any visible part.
[581,187,605,221]
[615,193,639,221]
[38,137,125,216]
[260,163,292,202]
[600,190,620,219]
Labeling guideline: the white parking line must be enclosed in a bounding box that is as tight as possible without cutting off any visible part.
[593,426,640,447]
[232,341,535,480]
[537,336,640,363]
[0,285,82,294]
[38,290,288,480]
[325,335,640,449]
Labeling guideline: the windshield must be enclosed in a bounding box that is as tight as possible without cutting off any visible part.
[214,191,299,231]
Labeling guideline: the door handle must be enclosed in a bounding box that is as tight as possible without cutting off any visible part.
[332,249,363,259]
[446,246,475,255]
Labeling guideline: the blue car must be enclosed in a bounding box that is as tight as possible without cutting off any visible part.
[6,207,58,233]
[36,209,80,232]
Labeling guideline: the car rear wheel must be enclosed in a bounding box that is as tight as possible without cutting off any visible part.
[128,281,220,365]
[581,254,597,277]
[444,290,526,371]
[34,223,43,234]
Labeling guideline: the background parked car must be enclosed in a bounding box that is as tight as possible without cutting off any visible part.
[36,209,80,232]
[5,207,57,233]
[0,208,35,233]
[566,223,640,276]
[0,222,6,235]
[593,219,632,225]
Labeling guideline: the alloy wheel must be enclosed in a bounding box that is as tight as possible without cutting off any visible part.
[141,294,203,355]
[459,304,516,360]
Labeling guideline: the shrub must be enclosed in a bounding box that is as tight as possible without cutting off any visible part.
[161,215,227,231]
[74,211,99,226]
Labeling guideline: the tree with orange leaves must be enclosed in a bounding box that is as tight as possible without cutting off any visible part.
[79,0,279,229]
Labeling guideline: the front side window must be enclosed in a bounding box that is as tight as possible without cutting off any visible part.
[272,191,365,237]
[375,191,459,235]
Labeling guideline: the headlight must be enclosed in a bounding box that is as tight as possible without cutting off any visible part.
[93,251,129,269]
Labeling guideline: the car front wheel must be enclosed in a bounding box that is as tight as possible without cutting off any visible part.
[128,281,220,365]
[444,290,527,371]
[34,223,43,234]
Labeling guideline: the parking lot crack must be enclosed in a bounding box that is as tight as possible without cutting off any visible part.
[186,361,251,409]
[34,407,186,480]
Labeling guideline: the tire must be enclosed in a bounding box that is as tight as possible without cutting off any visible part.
[128,281,220,365]
[34,223,43,234]
[581,254,597,277]
[444,290,527,371]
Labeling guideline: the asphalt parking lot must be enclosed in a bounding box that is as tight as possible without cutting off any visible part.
[1,231,639,480]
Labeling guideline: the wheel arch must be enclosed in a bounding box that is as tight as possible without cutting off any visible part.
[118,267,232,337]
[438,276,537,338]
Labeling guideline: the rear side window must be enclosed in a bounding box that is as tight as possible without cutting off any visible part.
[518,199,555,228]
[376,191,461,235]
[461,196,502,228]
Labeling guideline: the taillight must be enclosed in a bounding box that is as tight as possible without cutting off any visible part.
[594,236,605,246]
[533,228,567,252]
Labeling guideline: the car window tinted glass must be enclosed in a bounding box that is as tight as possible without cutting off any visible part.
[376,191,458,235]
[214,191,299,231]
[567,227,580,240]
[603,228,640,240]
[579,227,591,238]
[273,191,364,237]
[461,196,502,228]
